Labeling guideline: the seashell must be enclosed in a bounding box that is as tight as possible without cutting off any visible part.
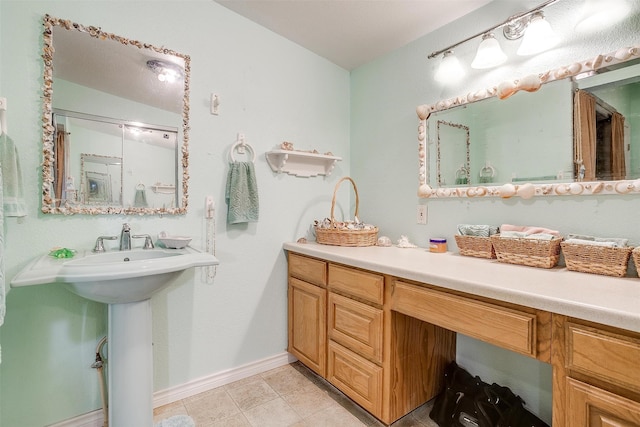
[589,54,604,70]
[418,124,425,133]
[377,236,392,247]
[567,62,583,76]
[633,179,640,192]
[554,184,570,195]
[497,80,518,100]
[615,181,633,194]
[416,105,430,120]
[498,183,516,198]
[614,47,633,61]
[590,182,604,193]
[436,188,450,197]
[519,74,542,93]
[417,184,432,198]
[539,70,551,82]
[517,183,536,199]
[568,182,583,195]
[554,66,569,79]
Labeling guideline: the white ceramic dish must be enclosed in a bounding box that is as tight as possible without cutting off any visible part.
[158,235,192,249]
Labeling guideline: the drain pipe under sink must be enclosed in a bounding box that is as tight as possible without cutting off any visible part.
[91,336,109,427]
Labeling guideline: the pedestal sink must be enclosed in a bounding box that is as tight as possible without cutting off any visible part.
[11,247,219,426]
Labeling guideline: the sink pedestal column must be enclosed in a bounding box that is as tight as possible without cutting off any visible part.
[108,299,154,426]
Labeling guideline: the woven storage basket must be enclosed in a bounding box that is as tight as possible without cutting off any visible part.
[490,235,562,269]
[562,242,632,277]
[454,235,496,259]
[631,247,640,277]
[315,177,378,247]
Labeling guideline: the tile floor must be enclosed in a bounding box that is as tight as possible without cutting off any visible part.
[153,362,439,427]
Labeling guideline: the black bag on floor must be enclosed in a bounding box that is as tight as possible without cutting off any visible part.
[429,362,549,427]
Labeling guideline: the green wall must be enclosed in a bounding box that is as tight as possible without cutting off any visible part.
[350,0,640,423]
[0,1,350,425]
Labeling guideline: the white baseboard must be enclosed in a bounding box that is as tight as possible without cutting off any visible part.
[48,352,297,427]
[153,351,297,406]
[47,410,104,427]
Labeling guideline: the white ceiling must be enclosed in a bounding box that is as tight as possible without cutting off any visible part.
[213,0,495,70]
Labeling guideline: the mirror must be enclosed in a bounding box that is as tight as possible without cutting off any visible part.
[41,15,190,214]
[416,44,640,198]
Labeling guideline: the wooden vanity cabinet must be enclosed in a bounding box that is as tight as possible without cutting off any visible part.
[554,316,640,427]
[288,249,640,427]
[287,254,455,425]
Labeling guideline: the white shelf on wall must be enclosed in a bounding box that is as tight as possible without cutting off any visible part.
[265,150,342,177]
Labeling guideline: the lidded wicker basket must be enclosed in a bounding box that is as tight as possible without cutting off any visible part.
[315,177,378,247]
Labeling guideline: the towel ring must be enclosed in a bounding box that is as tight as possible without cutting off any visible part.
[230,141,256,163]
[480,164,496,178]
[455,165,468,178]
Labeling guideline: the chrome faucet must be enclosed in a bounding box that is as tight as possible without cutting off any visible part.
[119,223,132,251]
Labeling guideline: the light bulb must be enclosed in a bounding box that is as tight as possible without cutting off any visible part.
[471,33,507,69]
[517,12,559,56]
[434,51,465,84]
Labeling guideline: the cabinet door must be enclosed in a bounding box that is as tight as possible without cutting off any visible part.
[328,341,383,417]
[567,378,640,426]
[288,277,327,377]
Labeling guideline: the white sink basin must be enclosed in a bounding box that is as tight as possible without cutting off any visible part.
[11,247,219,304]
[12,244,219,425]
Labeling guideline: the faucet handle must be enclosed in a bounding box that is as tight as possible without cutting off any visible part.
[133,234,155,250]
[93,236,117,253]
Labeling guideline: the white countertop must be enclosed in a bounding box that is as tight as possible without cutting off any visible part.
[283,242,640,333]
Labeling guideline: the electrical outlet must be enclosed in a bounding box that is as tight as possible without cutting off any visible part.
[417,205,427,224]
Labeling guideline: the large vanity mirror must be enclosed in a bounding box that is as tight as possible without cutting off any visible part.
[417,44,640,199]
[41,15,190,214]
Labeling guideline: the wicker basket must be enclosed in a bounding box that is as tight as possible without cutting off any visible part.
[455,235,496,259]
[315,177,379,247]
[561,242,632,277]
[490,235,562,269]
[630,247,640,277]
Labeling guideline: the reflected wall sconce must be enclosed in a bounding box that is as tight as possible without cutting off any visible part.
[146,59,184,83]
[429,0,562,83]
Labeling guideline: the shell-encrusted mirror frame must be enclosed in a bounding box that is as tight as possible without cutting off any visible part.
[416,44,640,199]
[41,15,190,214]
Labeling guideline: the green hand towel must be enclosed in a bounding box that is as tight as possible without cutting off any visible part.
[225,161,259,224]
[0,134,27,217]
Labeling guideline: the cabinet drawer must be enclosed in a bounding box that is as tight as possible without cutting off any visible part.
[566,378,640,426]
[329,292,383,364]
[392,281,536,357]
[327,340,383,417]
[289,253,327,287]
[567,323,640,393]
[328,264,384,305]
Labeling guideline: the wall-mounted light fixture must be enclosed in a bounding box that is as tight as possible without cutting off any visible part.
[146,59,184,83]
[429,0,563,84]
[429,0,632,84]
